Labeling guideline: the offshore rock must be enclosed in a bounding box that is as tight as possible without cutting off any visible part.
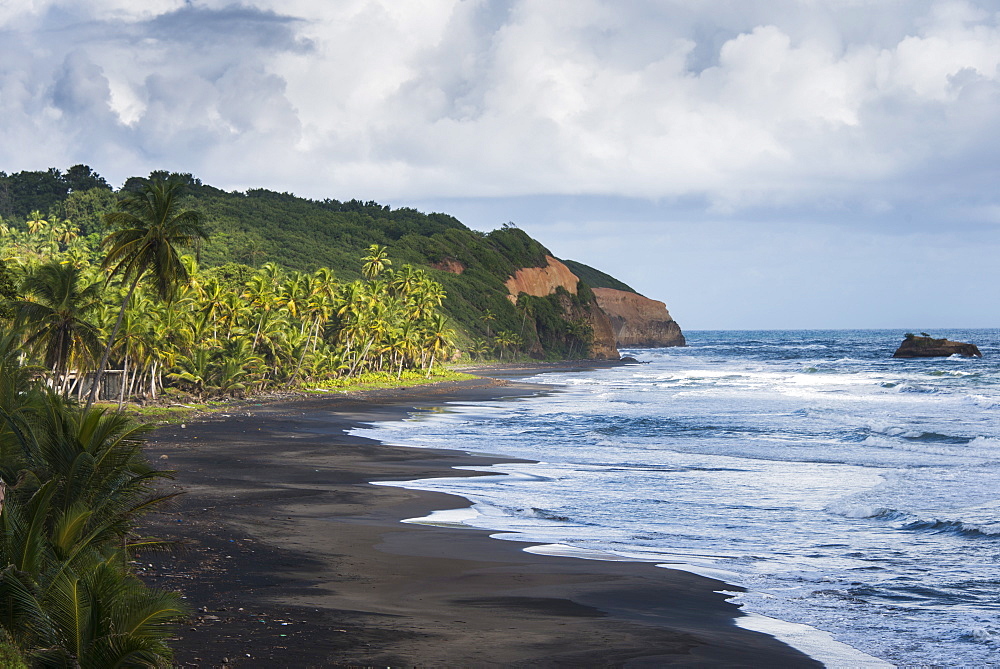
[892,336,982,358]
[592,288,686,348]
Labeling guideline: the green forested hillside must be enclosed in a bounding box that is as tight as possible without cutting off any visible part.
[0,166,618,358]
[561,259,636,293]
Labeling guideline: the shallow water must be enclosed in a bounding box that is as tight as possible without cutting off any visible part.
[355,329,1000,666]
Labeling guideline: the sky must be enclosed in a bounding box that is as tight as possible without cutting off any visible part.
[2,0,1000,330]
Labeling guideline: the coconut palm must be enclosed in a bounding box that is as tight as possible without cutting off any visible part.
[245,272,278,352]
[421,313,454,377]
[86,177,207,410]
[213,337,263,397]
[494,330,520,361]
[0,554,187,667]
[51,219,78,248]
[361,244,391,280]
[167,347,211,399]
[25,211,47,236]
[16,262,103,395]
[467,338,491,361]
[481,309,496,339]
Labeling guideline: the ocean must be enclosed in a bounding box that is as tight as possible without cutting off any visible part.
[354,329,1000,666]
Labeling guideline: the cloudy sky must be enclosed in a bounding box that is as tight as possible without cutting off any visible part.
[2,0,1000,329]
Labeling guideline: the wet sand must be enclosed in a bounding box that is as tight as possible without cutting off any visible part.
[139,375,820,667]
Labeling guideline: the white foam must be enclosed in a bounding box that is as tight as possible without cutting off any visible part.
[400,506,481,528]
[523,542,644,561]
[968,627,997,644]
[734,612,895,668]
[825,502,896,519]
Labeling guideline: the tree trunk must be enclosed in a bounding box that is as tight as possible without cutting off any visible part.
[129,360,140,400]
[287,336,311,388]
[86,273,142,411]
[311,318,322,354]
[117,357,129,411]
[346,339,374,379]
[150,359,158,401]
[57,366,70,396]
[253,311,266,350]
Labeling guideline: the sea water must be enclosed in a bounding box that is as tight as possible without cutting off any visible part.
[355,329,1000,666]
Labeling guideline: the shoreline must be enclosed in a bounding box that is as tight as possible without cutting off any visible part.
[140,370,821,667]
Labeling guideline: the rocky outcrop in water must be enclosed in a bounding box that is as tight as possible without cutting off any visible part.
[592,288,685,348]
[893,335,982,358]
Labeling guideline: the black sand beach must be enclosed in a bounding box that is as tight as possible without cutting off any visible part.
[139,374,820,667]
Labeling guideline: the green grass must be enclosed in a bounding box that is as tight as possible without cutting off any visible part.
[111,371,478,425]
[303,369,477,393]
[120,403,212,425]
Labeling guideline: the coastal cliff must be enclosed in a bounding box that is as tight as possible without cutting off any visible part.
[593,287,686,348]
[505,256,619,360]
[505,255,580,301]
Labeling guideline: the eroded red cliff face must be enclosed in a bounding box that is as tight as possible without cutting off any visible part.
[505,256,619,360]
[592,287,685,348]
[504,256,579,301]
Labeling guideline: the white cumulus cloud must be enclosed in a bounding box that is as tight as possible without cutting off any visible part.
[0,0,998,223]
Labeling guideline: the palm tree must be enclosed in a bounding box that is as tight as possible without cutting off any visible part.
[168,347,211,399]
[0,405,186,666]
[494,330,520,361]
[468,338,491,361]
[213,337,264,397]
[25,211,47,236]
[361,244,391,280]
[16,262,103,395]
[481,309,496,339]
[245,272,278,352]
[85,177,207,410]
[422,313,454,377]
[51,219,78,248]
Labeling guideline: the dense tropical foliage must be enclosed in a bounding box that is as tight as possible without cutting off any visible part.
[0,326,186,666]
[1,175,467,404]
[1,166,615,365]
